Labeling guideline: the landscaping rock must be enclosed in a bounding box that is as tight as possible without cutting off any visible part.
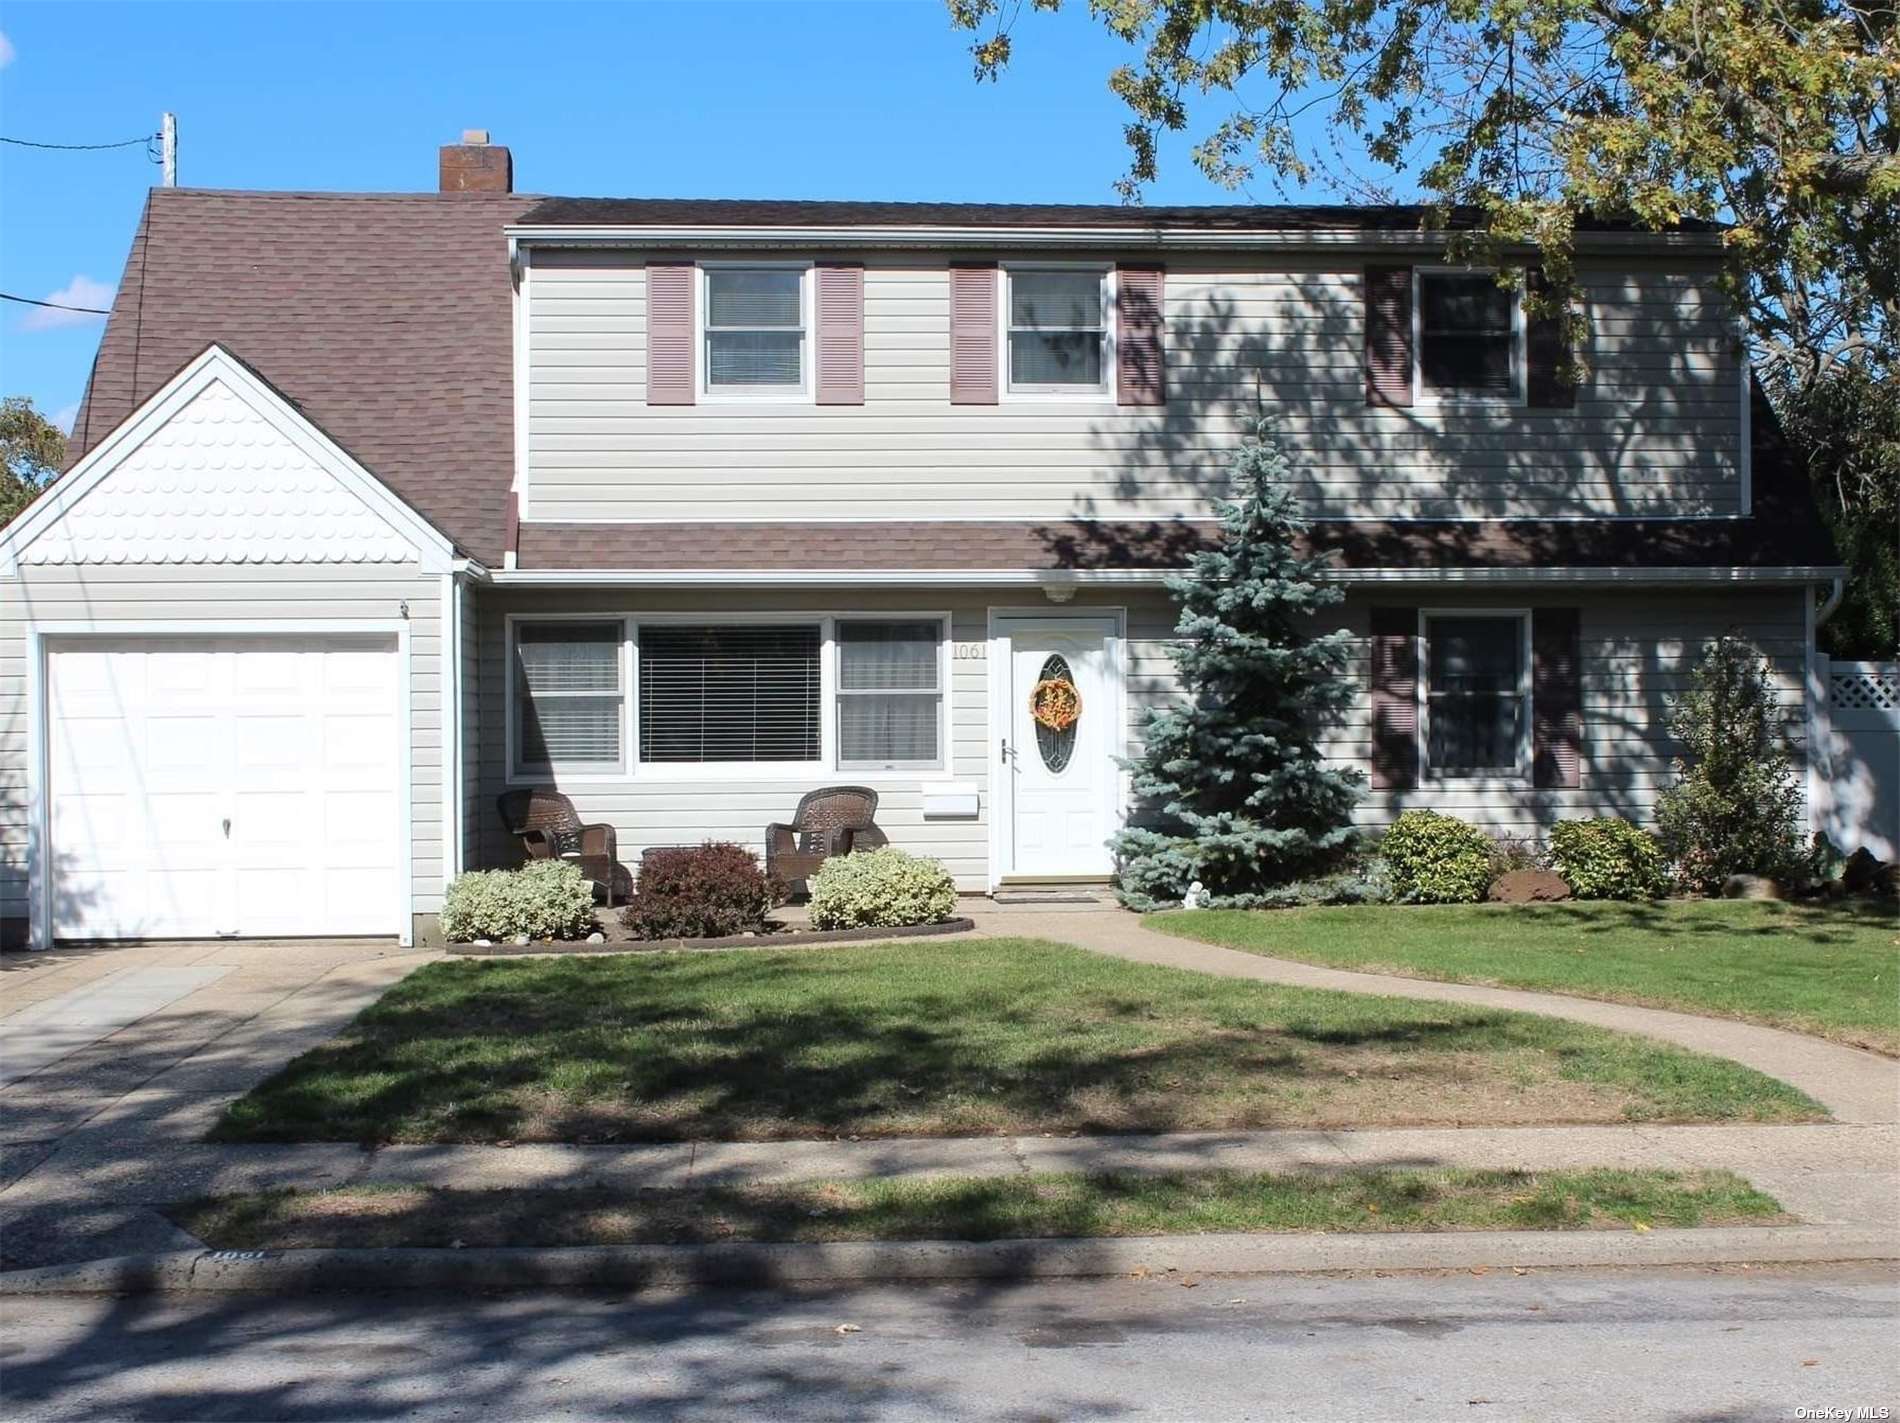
[1840,848,1886,894]
[586,931,606,945]
[1720,874,1785,901]
[511,934,531,946]
[1488,869,1572,903]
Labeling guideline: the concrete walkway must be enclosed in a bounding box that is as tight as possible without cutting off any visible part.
[973,908,1900,1125]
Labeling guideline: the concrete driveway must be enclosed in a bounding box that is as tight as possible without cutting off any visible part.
[0,938,439,1267]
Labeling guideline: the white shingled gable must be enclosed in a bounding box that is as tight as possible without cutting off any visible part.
[0,345,454,575]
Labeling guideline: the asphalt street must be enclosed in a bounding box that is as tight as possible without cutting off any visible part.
[3,1264,1896,1421]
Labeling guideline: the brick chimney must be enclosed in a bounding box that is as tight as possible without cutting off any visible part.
[439,130,512,193]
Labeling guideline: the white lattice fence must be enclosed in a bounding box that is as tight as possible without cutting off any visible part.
[1815,659,1900,860]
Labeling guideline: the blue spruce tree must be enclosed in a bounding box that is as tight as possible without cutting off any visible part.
[1112,415,1363,908]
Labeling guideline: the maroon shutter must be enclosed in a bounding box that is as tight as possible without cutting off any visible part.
[645,261,695,406]
[1369,607,1419,789]
[815,262,865,406]
[1532,607,1583,789]
[949,262,998,405]
[1525,266,1576,409]
[1364,265,1413,407]
[1116,263,1166,406]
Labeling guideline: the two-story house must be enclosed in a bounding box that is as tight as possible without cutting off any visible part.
[0,134,1841,948]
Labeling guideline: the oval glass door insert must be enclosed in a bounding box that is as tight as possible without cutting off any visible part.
[1033,654,1078,774]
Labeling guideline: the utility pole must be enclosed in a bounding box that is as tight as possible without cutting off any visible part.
[160,112,176,187]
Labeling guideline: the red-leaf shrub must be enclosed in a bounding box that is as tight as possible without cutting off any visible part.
[621,842,783,940]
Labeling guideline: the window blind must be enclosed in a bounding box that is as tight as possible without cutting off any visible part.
[639,624,822,763]
[516,622,622,767]
[1009,269,1106,388]
[706,268,804,388]
[837,620,942,766]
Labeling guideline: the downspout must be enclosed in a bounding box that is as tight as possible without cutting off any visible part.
[1814,576,1845,628]
[1804,576,1845,842]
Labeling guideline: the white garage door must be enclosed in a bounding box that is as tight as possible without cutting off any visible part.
[47,636,403,940]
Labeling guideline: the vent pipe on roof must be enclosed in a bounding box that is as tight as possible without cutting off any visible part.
[439,129,512,193]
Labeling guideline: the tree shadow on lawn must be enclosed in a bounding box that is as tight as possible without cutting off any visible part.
[210,948,1625,1145]
[1503,898,1896,946]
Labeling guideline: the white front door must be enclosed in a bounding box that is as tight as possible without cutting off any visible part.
[996,614,1121,878]
[46,636,402,940]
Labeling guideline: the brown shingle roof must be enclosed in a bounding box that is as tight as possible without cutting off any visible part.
[69,188,535,564]
[519,197,1723,235]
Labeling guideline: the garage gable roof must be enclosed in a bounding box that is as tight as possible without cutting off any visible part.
[1,344,457,576]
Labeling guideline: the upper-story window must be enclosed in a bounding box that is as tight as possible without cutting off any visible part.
[704,265,808,394]
[1006,266,1112,396]
[1416,270,1521,402]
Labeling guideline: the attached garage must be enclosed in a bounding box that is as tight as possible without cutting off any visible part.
[45,635,406,940]
[1,345,462,950]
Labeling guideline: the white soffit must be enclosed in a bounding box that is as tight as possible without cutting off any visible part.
[2,345,453,574]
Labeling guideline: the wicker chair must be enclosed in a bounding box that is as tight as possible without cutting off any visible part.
[496,788,634,908]
[766,786,881,895]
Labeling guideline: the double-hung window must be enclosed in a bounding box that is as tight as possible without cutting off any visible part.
[1416,271,1520,401]
[704,266,806,393]
[514,621,625,772]
[638,624,823,765]
[1423,614,1530,777]
[837,620,944,770]
[1007,266,1110,394]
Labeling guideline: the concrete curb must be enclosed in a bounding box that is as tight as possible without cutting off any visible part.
[5,1226,1896,1296]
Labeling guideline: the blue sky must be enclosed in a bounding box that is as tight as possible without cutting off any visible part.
[0,0,1335,429]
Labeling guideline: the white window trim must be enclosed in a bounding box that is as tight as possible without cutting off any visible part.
[506,613,633,781]
[504,610,954,785]
[1412,267,1526,407]
[1416,607,1533,783]
[1000,261,1116,402]
[835,615,953,774]
[697,259,814,403]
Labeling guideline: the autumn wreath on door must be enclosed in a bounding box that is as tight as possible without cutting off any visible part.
[1029,669,1082,732]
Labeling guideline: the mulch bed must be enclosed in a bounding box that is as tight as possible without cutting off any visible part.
[448,917,977,957]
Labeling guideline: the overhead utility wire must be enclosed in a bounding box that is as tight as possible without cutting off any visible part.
[0,291,112,315]
[0,132,158,151]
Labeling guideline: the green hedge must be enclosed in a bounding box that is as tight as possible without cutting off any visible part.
[1549,818,1668,900]
[809,847,959,929]
[440,861,596,942]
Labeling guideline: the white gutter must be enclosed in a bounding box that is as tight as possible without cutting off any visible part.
[503,224,1724,255]
[481,564,1844,589]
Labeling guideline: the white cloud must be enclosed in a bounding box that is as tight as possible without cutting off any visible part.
[19,275,113,332]
[0,32,15,69]
[52,403,79,434]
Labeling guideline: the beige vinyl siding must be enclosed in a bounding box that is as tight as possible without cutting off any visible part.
[0,562,446,934]
[460,577,483,877]
[525,252,1743,524]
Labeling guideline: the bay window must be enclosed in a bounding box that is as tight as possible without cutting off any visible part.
[1423,613,1530,777]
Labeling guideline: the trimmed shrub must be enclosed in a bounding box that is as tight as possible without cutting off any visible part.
[1378,810,1496,904]
[440,861,596,942]
[1548,818,1668,900]
[622,843,782,941]
[808,847,959,929]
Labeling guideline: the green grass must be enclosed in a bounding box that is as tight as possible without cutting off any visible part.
[1148,901,1900,1054]
[170,1168,1787,1249]
[210,937,1821,1144]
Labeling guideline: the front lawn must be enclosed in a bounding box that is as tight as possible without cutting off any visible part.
[1150,901,1900,1054]
[171,1168,1786,1249]
[212,937,1820,1144]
